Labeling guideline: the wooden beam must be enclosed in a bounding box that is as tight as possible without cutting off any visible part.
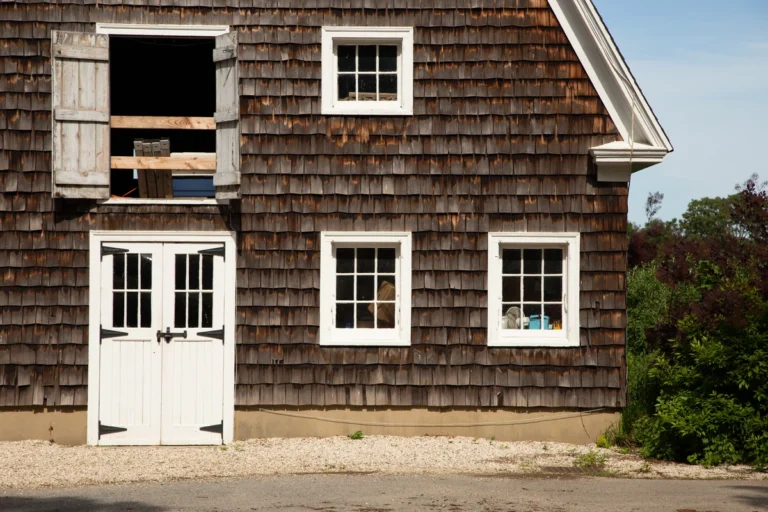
[111,156,216,170]
[110,116,216,130]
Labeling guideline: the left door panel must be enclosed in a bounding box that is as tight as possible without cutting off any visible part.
[98,244,163,445]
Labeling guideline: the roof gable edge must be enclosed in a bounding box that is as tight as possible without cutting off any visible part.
[548,0,673,153]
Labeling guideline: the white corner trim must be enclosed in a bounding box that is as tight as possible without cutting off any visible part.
[321,27,414,116]
[319,231,412,346]
[548,0,672,175]
[96,23,230,37]
[487,233,581,348]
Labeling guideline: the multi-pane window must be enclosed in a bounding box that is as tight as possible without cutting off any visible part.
[501,248,564,331]
[334,247,397,329]
[320,232,412,346]
[488,233,580,347]
[113,253,152,328]
[321,27,414,115]
[337,45,399,102]
[174,253,214,329]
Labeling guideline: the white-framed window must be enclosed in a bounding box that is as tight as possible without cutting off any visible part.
[319,232,412,346]
[487,233,580,347]
[321,27,414,116]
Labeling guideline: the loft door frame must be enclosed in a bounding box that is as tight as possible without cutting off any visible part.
[87,230,237,446]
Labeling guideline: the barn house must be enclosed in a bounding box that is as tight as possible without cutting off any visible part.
[0,0,671,445]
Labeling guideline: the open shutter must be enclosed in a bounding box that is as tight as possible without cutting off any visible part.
[213,31,241,200]
[52,31,110,199]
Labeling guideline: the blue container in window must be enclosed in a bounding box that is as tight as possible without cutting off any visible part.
[529,314,550,330]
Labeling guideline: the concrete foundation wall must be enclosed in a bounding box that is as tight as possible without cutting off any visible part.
[0,408,86,445]
[235,408,620,445]
[0,408,620,445]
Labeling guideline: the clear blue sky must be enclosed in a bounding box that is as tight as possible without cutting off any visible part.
[592,0,768,224]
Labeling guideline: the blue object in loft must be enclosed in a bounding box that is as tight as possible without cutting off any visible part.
[172,176,215,198]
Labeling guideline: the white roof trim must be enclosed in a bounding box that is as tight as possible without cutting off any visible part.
[548,0,673,180]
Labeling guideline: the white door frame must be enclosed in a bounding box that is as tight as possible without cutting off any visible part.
[87,230,237,445]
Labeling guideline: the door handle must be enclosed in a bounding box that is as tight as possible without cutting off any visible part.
[156,327,188,343]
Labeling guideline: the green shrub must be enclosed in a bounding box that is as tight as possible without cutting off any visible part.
[573,449,607,469]
[347,430,364,440]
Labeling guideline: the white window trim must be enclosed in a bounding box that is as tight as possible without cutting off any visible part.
[319,232,412,346]
[321,27,414,116]
[487,233,580,348]
[95,23,230,37]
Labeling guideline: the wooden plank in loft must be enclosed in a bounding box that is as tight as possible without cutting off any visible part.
[156,139,173,198]
[134,140,148,198]
[111,156,216,170]
[111,116,215,130]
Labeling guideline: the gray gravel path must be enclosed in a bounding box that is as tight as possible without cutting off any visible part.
[2,474,767,512]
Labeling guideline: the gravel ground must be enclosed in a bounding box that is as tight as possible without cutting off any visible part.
[0,436,765,490]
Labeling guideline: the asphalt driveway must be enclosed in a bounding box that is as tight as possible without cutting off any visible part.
[2,474,767,512]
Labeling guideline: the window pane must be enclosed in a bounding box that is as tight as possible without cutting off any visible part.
[126,253,139,290]
[544,249,563,274]
[336,248,355,273]
[202,293,213,328]
[545,304,563,331]
[175,255,186,290]
[113,254,125,290]
[526,304,544,330]
[357,248,375,273]
[188,254,200,290]
[338,45,355,72]
[379,75,397,101]
[113,292,125,328]
[376,303,396,329]
[175,292,186,328]
[358,45,376,71]
[338,75,356,101]
[126,292,138,328]
[140,292,151,328]
[202,254,213,290]
[188,293,199,328]
[336,275,354,301]
[336,303,354,328]
[356,303,374,328]
[502,276,521,302]
[140,254,152,290]
[377,248,396,273]
[379,45,397,72]
[523,276,542,302]
[523,249,542,274]
[502,304,522,330]
[543,276,562,302]
[357,275,375,301]
[377,275,396,299]
[502,249,521,274]
[358,75,376,101]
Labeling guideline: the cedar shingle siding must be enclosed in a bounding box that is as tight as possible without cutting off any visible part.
[0,1,626,409]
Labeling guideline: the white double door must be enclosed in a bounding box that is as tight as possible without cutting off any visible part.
[98,242,225,445]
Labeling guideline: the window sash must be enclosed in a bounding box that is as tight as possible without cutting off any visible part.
[334,42,402,104]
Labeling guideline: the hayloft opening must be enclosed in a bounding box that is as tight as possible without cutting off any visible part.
[109,37,216,199]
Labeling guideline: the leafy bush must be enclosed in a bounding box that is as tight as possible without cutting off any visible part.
[625,176,768,469]
[573,449,607,469]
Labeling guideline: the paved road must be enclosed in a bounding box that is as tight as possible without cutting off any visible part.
[1,474,766,512]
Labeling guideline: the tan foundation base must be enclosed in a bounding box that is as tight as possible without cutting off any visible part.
[0,408,87,445]
[235,408,620,445]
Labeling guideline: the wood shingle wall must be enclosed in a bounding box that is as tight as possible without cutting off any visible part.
[0,0,627,409]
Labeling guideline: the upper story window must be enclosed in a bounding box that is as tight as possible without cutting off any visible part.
[487,233,581,347]
[50,25,240,202]
[321,27,414,116]
[319,232,412,346]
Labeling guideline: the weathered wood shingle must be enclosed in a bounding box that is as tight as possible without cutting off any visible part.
[0,0,626,409]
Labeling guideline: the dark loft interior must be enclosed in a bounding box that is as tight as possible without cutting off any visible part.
[110,37,216,198]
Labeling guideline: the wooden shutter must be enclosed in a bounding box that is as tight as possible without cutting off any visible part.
[213,31,240,200]
[52,31,110,199]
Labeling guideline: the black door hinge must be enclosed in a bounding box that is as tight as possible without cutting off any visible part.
[200,422,223,434]
[100,325,128,343]
[199,326,224,342]
[99,421,128,438]
[101,245,129,259]
[198,246,225,259]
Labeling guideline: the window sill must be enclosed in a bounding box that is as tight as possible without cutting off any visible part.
[488,337,579,348]
[321,105,413,116]
[100,198,229,206]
